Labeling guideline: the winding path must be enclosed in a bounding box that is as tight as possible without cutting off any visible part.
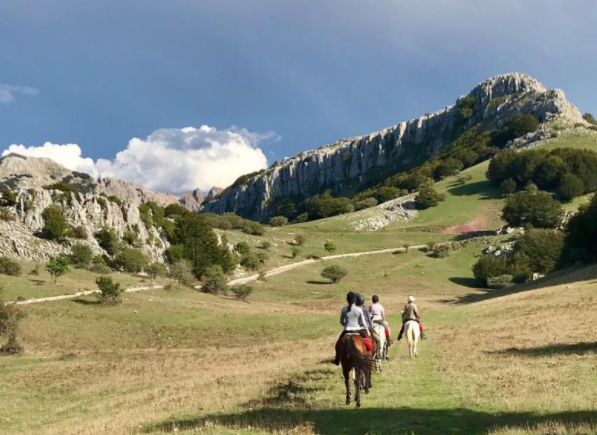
[10,244,428,306]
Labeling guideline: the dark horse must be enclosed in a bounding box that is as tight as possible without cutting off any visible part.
[338,332,375,408]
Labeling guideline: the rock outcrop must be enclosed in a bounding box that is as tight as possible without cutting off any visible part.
[178,188,205,211]
[203,73,586,220]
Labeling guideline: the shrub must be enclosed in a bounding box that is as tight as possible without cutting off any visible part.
[146,262,168,280]
[95,227,120,255]
[515,229,564,274]
[240,252,265,270]
[0,257,22,276]
[234,242,251,256]
[493,114,540,147]
[72,225,88,239]
[371,186,401,204]
[290,247,301,258]
[168,260,196,287]
[230,284,253,300]
[89,263,112,274]
[354,197,378,211]
[0,290,25,355]
[70,244,93,267]
[258,241,272,251]
[429,244,450,258]
[0,207,15,222]
[303,192,354,220]
[324,241,337,255]
[96,276,122,305]
[269,216,288,227]
[242,221,265,236]
[415,186,445,209]
[113,248,148,273]
[41,205,69,240]
[46,256,70,283]
[122,229,139,246]
[165,244,185,263]
[487,275,513,289]
[294,234,306,246]
[1,189,17,206]
[321,265,348,283]
[583,112,597,126]
[502,191,563,229]
[500,178,517,196]
[557,173,584,201]
[29,265,40,276]
[164,203,189,218]
[202,265,227,294]
[564,195,597,262]
[473,256,510,286]
[434,158,463,179]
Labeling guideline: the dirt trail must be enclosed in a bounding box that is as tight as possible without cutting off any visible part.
[10,244,428,306]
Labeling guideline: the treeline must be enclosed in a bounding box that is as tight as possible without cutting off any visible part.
[267,112,541,223]
[488,148,597,200]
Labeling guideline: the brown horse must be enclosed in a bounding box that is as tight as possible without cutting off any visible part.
[338,332,375,408]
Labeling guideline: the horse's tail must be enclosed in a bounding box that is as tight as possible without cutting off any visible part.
[347,336,373,375]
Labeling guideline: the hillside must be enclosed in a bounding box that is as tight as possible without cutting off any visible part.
[203,73,588,220]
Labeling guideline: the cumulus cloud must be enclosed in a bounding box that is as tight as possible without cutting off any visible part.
[3,142,98,175]
[0,84,39,103]
[2,125,271,194]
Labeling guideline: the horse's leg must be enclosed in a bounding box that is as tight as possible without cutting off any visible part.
[343,366,351,405]
[354,370,361,408]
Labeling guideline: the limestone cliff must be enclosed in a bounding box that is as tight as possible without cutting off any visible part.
[203,73,586,219]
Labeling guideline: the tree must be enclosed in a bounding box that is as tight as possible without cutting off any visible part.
[70,244,93,267]
[230,284,253,301]
[434,158,464,179]
[354,197,378,211]
[146,263,168,280]
[583,112,597,126]
[324,241,337,255]
[46,256,70,283]
[502,191,564,229]
[269,216,288,227]
[168,260,196,287]
[303,192,354,220]
[516,229,564,274]
[558,173,584,201]
[113,248,149,273]
[0,290,25,355]
[41,205,69,240]
[234,242,251,256]
[202,265,227,294]
[472,256,509,286]
[564,195,597,262]
[493,114,540,147]
[371,186,401,204]
[96,276,122,305]
[95,227,120,256]
[321,265,348,283]
[415,186,445,210]
[500,179,517,196]
[0,257,22,276]
[240,252,265,270]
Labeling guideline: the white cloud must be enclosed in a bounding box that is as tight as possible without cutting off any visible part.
[0,84,40,103]
[3,125,271,194]
[3,142,98,175]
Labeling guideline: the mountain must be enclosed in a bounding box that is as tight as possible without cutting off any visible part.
[0,154,204,211]
[202,73,587,220]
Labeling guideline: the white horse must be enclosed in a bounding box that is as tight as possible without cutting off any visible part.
[372,322,387,372]
[404,320,420,359]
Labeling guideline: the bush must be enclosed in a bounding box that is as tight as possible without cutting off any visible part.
[164,203,189,218]
[371,186,401,204]
[324,241,337,255]
[258,241,272,251]
[515,229,564,274]
[294,234,306,246]
[487,275,513,289]
[429,244,450,258]
[303,192,354,220]
[122,229,139,246]
[415,186,445,210]
[269,216,288,227]
[242,221,265,236]
[70,244,93,267]
[113,248,148,273]
[240,252,265,270]
[354,197,378,211]
[0,290,25,355]
[502,191,563,229]
[95,227,120,255]
[0,257,22,276]
[290,247,301,258]
[557,173,584,201]
[0,207,15,222]
[493,114,540,147]
[96,276,122,305]
[230,284,253,300]
[321,265,348,283]
[473,256,510,286]
[500,178,517,196]
[41,205,69,240]
[72,225,88,239]
[146,262,168,280]
[1,189,17,206]
[564,195,597,262]
[202,265,227,294]
[434,158,463,179]
[168,260,196,287]
[583,112,597,126]
[46,256,70,283]
[89,263,112,274]
[234,242,251,256]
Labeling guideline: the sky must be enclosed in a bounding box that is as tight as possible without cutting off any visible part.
[1,0,597,194]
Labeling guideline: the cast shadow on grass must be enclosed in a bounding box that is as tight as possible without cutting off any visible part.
[447,180,502,200]
[71,298,100,306]
[145,407,597,435]
[306,280,333,285]
[493,342,597,358]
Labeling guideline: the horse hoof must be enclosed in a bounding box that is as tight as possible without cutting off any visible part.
[356,403,361,409]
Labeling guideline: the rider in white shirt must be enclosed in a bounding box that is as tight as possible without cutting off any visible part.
[369,295,392,346]
[332,292,371,365]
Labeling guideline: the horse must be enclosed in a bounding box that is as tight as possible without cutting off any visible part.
[372,322,387,372]
[338,333,374,408]
[404,320,420,359]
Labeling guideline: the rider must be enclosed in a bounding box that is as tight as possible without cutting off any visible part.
[369,295,392,346]
[332,291,372,366]
[397,295,425,341]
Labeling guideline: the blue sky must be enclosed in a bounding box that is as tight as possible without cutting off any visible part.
[1,0,597,193]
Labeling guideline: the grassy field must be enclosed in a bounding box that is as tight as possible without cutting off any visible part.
[2,131,597,435]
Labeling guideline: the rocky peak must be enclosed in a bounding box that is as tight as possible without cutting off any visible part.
[178,188,205,211]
